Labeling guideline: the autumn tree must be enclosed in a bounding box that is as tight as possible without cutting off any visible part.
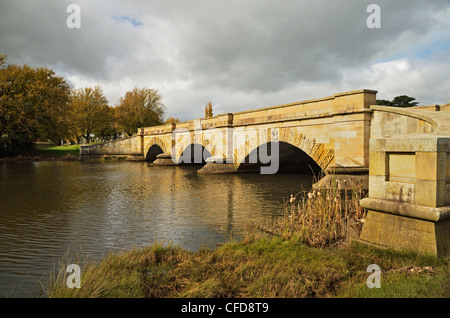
[93,105,117,141]
[0,54,5,68]
[0,55,71,153]
[115,87,165,136]
[165,117,180,124]
[204,102,213,118]
[69,86,110,143]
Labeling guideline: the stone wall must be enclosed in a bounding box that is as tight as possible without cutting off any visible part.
[80,136,143,159]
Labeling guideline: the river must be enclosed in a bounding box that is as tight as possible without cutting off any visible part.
[0,160,314,297]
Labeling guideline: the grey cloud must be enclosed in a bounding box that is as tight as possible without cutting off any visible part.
[0,0,164,80]
[0,0,449,118]
[138,0,447,93]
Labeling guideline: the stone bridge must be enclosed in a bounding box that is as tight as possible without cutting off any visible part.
[80,89,450,256]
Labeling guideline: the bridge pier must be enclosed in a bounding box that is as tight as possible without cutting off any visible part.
[152,153,179,166]
[197,163,238,174]
[197,157,237,174]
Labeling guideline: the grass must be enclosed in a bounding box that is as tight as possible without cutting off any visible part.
[0,144,81,161]
[43,238,450,298]
[42,176,450,298]
[37,144,80,156]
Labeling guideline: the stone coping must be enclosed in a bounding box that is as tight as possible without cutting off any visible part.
[360,198,450,222]
[371,105,439,127]
[229,89,377,116]
[370,135,450,152]
[371,105,450,136]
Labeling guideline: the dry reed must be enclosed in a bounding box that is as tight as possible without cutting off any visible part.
[272,176,367,248]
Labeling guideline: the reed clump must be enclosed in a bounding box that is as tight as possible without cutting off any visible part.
[272,176,367,248]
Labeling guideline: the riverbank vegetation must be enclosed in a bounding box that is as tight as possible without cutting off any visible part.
[43,181,450,298]
[43,237,449,298]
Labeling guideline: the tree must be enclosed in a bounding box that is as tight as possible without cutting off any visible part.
[205,102,213,118]
[0,55,71,153]
[93,105,117,141]
[115,87,165,136]
[69,86,110,143]
[0,54,6,68]
[376,95,419,107]
[165,117,180,124]
[208,102,213,117]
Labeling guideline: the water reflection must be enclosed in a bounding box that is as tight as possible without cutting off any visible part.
[0,161,313,297]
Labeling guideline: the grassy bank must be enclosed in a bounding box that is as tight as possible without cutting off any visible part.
[43,181,450,298]
[0,144,81,162]
[36,144,80,160]
[37,144,80,156]
[0,144,82,162]
[44,238,449,298]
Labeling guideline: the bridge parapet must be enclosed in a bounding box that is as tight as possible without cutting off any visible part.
[142,89,377,135]
[359,105,450,257]
[135,89,379,174]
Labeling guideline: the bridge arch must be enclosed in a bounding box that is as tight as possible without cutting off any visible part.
[278,128,334,171]
[235,127,334,173]
[145,144,164,162]
[144,137,170,162]
[176,143,213,165]
[237,141,323,174]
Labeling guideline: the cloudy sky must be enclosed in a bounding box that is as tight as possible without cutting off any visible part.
[1,0,449,121]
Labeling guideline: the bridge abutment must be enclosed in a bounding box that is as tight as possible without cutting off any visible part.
[356,107,450,257]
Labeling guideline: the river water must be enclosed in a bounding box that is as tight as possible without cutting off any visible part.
[0,161,313,297]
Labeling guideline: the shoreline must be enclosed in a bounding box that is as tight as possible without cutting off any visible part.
[42,234,450,299]
[0,154,80,162]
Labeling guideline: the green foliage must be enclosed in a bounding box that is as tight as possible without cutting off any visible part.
[376,95,419,107]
